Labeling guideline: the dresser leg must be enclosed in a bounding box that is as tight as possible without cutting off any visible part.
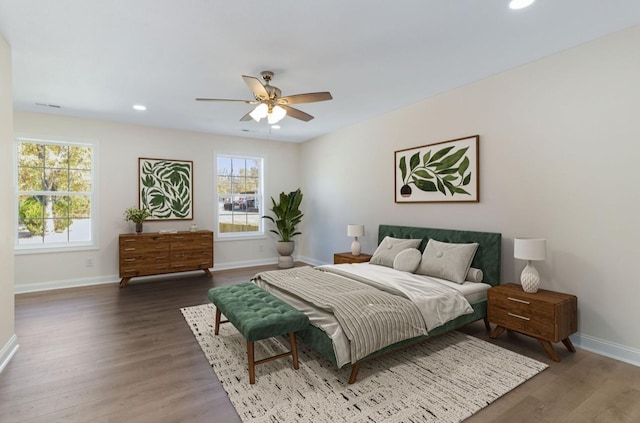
[119,277,131,288]
[483,317,491,331]
[490,325,506,339]
[562,337,576,353]
[538,339,560,362]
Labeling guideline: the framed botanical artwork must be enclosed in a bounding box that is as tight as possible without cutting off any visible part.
[139,158,194,220]
[395,135,479,203]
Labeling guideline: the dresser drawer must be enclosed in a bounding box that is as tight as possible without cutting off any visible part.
[488,306,556,340]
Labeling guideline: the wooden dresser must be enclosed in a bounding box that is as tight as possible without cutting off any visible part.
[487,283,577,361]
[119,230,213,287]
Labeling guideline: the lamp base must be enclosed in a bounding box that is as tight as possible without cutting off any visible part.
[351,239,361,256]
[520,261,540,293]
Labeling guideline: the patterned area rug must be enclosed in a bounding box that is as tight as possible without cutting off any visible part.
[181,304,547,423]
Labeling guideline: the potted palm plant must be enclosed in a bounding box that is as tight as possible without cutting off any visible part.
[262,188,303,268]
[124,207,152,234]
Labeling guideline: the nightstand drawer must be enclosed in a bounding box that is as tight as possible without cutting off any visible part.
[489,293,555,323]
[488,307,556,340]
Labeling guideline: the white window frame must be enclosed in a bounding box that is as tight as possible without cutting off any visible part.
[14,136,99,253]
[215,154,265,240]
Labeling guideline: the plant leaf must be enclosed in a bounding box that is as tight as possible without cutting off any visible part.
[414,169,433,179]
[427,146,454,164]
[436,178,446,195]
[399,156,407,182]
[409,152,420,171]
[413,178,437,192]
[458,156,469,176]
[423,150,431,164]
[462,173,471,186]
[435,147,468,170]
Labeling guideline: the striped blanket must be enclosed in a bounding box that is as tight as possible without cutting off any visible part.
[253,266,427,363]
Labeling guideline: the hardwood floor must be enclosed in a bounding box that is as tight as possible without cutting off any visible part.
[2,265,640,422]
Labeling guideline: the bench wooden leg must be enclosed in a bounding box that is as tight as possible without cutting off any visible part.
[289,332,299,369]
[247,340,256,384]
[214,308,221,335]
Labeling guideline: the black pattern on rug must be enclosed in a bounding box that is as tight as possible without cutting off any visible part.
[181,303,547,423]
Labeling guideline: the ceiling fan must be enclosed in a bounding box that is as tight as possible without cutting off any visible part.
[196,71,333,124]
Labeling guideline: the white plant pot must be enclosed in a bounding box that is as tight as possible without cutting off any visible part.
[276,241,295,269]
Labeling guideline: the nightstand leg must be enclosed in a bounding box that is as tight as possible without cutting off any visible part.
[483,317,491,331]
[490,325,506,339]
[538,339,560,362]
[562,337,576,353]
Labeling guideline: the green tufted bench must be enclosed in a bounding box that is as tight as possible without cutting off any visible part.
[207,282,309,384]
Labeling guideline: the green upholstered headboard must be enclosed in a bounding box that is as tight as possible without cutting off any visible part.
[378,224,502,287]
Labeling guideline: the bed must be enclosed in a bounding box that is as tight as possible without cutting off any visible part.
[253,224,502,383]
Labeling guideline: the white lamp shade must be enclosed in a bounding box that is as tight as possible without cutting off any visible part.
[514,238,546,261]
[347,224,364,237]
[267,105,287,124]
[249,103,268,121]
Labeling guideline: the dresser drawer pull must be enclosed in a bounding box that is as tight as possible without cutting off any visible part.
[507,297,530,305]
[124,248,136,251]
[124,258,136,262]
[508,312,530,321]
[124,239,136,242]
[174,236,185,239]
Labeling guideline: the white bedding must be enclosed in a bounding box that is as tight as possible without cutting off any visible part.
[255,263,490,367]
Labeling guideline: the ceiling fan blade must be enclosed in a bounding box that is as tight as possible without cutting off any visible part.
[242,75,269,100]
[196,98,257,104]
[281,105,314,122]
[277,92,333,105]
[240,111,254,122]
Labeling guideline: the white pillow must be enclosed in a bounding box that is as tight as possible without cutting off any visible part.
[393,248,422,273]
[465,267,484,283]
[416,239,479,284]
[370,236,422,268]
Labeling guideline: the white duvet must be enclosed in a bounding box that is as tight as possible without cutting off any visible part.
[318,263,474,331]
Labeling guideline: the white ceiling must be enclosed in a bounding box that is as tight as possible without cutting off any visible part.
[1,1,640,143]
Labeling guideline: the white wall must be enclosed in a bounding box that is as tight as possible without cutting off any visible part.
[0,33,18,371]
[13,112,300,291]
[299,26,640,362]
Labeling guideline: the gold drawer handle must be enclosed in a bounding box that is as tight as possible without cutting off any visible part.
[125,258,136,262]
[123,269,137,273]
[508,312,531,321]
[125,248,136,251]
[508,296,530,305]
[124,239,136,242]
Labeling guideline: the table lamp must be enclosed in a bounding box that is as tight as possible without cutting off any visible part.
[347,224,364,256]
[514,238,546,293]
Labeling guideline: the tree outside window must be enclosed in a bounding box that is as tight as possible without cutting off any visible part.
[16,139,94,247]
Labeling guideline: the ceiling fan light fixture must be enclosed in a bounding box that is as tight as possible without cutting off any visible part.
[249,103,268,121]
[509,0,535,9]
[268,105,287,124]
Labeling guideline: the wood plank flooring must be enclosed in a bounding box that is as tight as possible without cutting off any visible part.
[1,265,640,422]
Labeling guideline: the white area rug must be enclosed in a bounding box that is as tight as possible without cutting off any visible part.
[181,303,547,423]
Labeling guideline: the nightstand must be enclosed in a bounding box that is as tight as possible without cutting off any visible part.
[333,252,372,264]
[487,283,577,362]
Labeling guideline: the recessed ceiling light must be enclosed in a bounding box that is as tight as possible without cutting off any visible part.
[509,0,535,9]
[271,125,280,129]
[133,104,147,111]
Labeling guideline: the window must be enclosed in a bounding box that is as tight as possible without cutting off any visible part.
[216,155,263,238]
[16,137,96,250]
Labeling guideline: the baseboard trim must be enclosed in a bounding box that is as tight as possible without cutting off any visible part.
[15,275,119,294]
[571,332,640,368]
[0,334,19,374]
[14,258,284,294]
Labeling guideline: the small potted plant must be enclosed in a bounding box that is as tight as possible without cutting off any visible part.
[262,188,303,268]
[124,207,152,234]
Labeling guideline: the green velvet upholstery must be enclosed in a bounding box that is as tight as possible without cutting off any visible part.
[207,282,309,342]
[378,224,502,287]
